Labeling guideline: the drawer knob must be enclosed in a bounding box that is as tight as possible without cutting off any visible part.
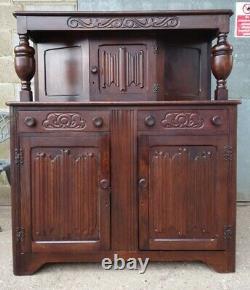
[144,115,156,127]
[211,116,223,126]
[91,66,98,74]
[93,117,103,128]
[24,116,36,127]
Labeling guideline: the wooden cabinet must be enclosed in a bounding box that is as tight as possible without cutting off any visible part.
[9,10,240,275]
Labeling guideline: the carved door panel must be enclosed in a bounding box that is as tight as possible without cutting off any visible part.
[89,39,157,101]
[19,134,110,253]
[138,135,229,250]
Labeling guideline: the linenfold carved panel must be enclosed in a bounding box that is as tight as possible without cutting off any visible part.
[42,113,86,130]
[67,16,179,30]
[32,148,99,241]
[161,112,204,128]
[149,145,216,238]
[99,45,145,94]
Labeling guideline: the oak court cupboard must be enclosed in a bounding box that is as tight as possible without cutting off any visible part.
[9,10,240,275]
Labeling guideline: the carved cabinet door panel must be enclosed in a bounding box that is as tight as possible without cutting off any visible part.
[89,38,157,101]
[19,134,110,253]
[138,135,230,250]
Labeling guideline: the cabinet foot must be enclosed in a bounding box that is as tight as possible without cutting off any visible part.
[14,254,45,275]
[205,254,235,273]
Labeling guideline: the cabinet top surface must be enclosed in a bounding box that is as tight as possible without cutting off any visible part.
[14,10,233,17]
[7,100,241,107]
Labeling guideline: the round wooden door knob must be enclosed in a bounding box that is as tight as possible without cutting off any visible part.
[24,116,36,127]
[93,117,104,128]
[138,178,147,188]
[211,115,223,126]
[91,66,98,74]
[144,115,156,127]
[99,179,109,190]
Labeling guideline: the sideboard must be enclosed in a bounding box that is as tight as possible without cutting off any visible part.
[9,10,240,275]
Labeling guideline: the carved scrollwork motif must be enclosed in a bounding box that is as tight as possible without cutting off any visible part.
[67,16,179,29]
[194,151,212,160]
[153,147,188,160]
[35,150,95,161]
[161,113,204,128]
[42,113,86,130]
[152,147,213,161]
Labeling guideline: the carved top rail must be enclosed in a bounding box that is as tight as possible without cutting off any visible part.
[14,10,233,34]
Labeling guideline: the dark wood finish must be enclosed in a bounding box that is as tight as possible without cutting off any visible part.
[89,38,157,101]
[14,10,233,35]
[20,135,110,251]
[17,110,110,132]
[13,10,233,101]
[9,103,239,275]
[111,109,137,250]
[157,37,211,100]
[211,33,233,100]
[10,10,239,275]
[32,33,215,102]
[138,135,228,251]
[137,109,228,134]
[14,34,35,101]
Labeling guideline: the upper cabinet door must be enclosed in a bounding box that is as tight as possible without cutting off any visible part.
[19,134,110,253]
[138,135,230,251]
[36,40,90,102]
[89,38,157,101]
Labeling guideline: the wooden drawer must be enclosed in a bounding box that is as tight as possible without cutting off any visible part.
[17,110,110,132]
[137,109,228,134]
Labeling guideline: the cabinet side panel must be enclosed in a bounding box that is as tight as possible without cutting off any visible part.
[9,107,21,274]
[224,105,237,271]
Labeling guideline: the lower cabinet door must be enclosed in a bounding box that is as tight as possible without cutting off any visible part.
[138,135,230,250]
[19,134,110,253]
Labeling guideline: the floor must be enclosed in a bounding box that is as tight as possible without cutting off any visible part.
[0,204,250,290]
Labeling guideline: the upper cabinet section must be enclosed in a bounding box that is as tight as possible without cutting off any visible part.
[13,10,233,102]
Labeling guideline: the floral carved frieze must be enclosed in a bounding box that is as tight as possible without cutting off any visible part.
[42,113,86,130]
[67,16,179,30]
[161,112,204,128]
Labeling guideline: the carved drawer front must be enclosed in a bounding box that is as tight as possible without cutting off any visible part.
[138,109,228,134]
[17,110,110,132]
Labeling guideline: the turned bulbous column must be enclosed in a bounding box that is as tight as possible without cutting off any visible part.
[211,33,233,100]
[14,34,35,101]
